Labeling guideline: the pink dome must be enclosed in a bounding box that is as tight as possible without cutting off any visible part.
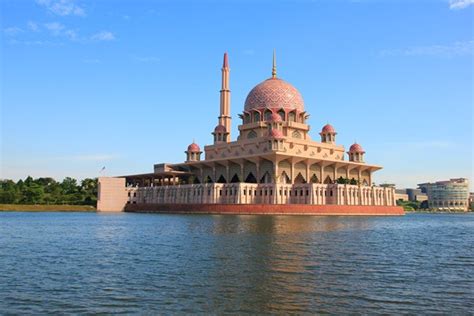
[187,142,200,152]
[321,124,336,134]
[268,112,282,122]
[268,129,284,139]
[349,143,365,153]
[244,78,304,112]
[214,124,226,133]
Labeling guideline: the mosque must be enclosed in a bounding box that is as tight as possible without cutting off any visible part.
[98,53,403,215]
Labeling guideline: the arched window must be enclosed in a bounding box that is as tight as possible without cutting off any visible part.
[245,172,257,183]
[253,111,261,122]
[264,110,272,121]
[294,173,306,184]
[247,130,257,139]
[292,130,302,139]
[260,171,272,183]
[244,113,250,124]
[310,174,319,183]
[230,174,240,183]
[217,175,227,183]
[288,111,296,122]
[278,109,285,121]
[281,171,291,184]
[324,176,332,184]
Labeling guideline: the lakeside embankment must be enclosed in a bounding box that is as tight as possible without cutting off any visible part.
[0,204,96,212]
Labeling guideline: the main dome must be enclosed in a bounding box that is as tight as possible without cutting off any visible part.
[244,78,304,112]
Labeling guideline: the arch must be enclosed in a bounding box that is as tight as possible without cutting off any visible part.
[294,173,306,184]
[277,109,285,121]
[230,174,240,183]
[205,176,213,183]
[362,179,369,186]
[288,111,296,122]
[264,109,272,121]
[245,172,257,183]
[244,113,251,124]
[324,175,332,184]
[193,177,201,184]
[217,175,227,183]
[292,130,302,139]
[260,171,272,183]
[310,174,319,183]
[247,130,257,139]
[280,171,291,184]
[253,111,261,122]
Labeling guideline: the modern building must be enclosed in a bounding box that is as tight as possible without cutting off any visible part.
[97,53,403,215]
[395,188,428,202]
[418,178,470,212]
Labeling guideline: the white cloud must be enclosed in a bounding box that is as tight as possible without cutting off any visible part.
[43,22,78,40]
[44,22,65,35]
[27,21,40,32]
[91,31,115,41]
[3,27,24,36]
[381,40,474,57]
[449,0,474,9]
[36,0,85,16]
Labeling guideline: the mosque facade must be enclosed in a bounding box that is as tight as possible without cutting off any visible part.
[98,53,403,215]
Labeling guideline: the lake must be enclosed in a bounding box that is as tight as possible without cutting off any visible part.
[0,212,473,314]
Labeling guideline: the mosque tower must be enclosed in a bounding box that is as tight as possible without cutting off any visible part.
[214,52,231,143]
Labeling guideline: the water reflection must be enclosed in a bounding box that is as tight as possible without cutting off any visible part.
[0,212,472,314]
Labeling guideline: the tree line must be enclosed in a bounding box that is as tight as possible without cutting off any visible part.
[0,176,98,205]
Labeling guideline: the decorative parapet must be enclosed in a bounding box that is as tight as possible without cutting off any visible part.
[129,183,396,206]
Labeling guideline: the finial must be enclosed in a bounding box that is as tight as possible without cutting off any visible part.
[272,49,277,78]
[223,52,229,68]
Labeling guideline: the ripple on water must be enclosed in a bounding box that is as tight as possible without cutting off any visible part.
[0,212,473,314]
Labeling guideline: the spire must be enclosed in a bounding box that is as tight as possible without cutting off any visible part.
[272,49,277,78]
[223,52,229,68]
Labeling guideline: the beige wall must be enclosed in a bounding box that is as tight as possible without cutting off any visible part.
[97,177,128,212]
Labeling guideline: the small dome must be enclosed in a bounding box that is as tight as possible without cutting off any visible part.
[187,142,200,152]
[214,124,226,133]
[349,143,365,153]
[268,129,284,139]
[321,124,336,134]
[244,78,304,112]
[268,112,282,122]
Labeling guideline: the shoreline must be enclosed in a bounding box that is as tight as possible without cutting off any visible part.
[0,204,96,212]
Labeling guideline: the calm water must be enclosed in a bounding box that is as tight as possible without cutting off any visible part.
[0,212,473,314]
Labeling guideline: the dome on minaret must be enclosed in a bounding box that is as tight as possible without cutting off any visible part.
[214,124,226,133]
[321,124,336,134]
[349,143,365,153]
[244,78,304,112]
[187,142,201,152]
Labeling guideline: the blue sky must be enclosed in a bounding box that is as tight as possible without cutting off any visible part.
[1,0,473,189]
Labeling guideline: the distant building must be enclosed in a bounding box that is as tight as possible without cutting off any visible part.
[395,189,409,201]
[469,192,474,210]
[395,188,427,202]
[406,188,428,202]
[418,178,470,212]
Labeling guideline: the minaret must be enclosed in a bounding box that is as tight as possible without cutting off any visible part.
[218,52,231,142]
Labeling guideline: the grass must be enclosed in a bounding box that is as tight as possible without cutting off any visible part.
[0,204,96,212]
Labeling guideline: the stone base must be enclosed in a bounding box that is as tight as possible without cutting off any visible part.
[125,203,405,216]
